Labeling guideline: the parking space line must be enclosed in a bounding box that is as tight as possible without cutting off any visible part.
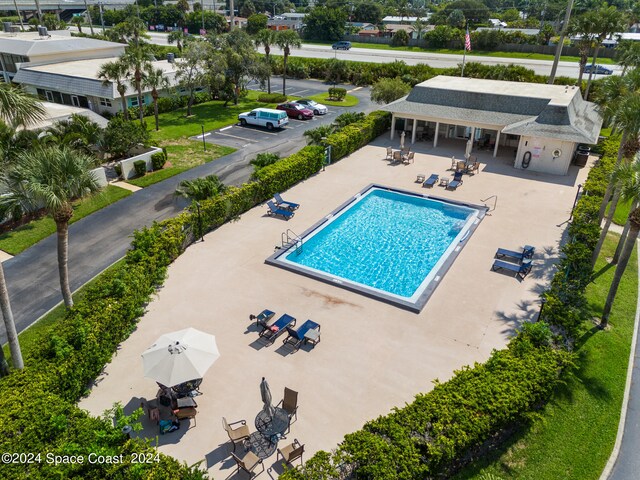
[212,131,258,142]
[220,126,233,131]
[347,86,363,93]
[289,89,310,96]
[195,133,211,139]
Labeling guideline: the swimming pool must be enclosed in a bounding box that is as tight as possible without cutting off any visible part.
[266,185,487,312]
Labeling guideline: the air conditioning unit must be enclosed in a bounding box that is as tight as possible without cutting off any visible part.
[38,26,48,37]
[2,22,12,33]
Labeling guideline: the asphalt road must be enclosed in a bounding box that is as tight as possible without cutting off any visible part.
[1,78,373,342]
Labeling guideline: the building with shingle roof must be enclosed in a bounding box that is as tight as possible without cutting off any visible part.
[381,76,602,175]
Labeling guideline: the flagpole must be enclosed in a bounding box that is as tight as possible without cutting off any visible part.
[461,47,466,78]
[461,23,469,78]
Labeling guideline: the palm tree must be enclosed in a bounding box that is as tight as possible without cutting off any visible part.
[142,67,170,131]
[584,6,627,100]
[568,14,598,87]
[168,29,190,53]
[601,161,640,327]
[175,175,227,201]
[613,199,639,263]
[254,29,277,94]
[0,83,46,128]
[275,30,302,96]
[122,45,153,125]
[0,147,101,308]
[303,125,335,145]
[616,40,640,76]
[412,18,427,40]
[97,59,130,120]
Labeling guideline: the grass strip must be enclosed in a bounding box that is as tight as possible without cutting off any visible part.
[0,185,132,255]
[454,233,637,480]
[304,93,359,107]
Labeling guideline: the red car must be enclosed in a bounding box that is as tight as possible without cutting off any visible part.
[276,102,314,120]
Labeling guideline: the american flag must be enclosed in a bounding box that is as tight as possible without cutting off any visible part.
[464,28,472,52]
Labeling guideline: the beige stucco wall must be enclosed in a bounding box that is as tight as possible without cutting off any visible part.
[514,136,577,175]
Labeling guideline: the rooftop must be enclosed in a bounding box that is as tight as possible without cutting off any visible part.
[0,31,124,57]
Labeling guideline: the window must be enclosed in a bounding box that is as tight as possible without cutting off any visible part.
[129,97,139,107]
[99,98,112,107]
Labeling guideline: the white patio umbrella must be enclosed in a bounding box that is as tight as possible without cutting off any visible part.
[400,131,406,149]
[260,377,275,419]
[464,138,473,160]
[141,328,220,387]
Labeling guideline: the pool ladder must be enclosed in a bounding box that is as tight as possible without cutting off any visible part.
[481,195,498,215]
[281,229,303,255]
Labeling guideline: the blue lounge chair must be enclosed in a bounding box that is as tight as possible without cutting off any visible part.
[423,174,439,188]
[274,193,300,211]
[496,245,535,262]
[260,314,296,343]
[492,258,533,279]
[267,200,295,220]
[283,319,321,351]
[250,309,275,329]
[447,171,464,190]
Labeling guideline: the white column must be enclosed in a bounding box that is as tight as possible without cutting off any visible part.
[411,118,417,144]
[433,122,440,148]
[493,131,501,158]
[390,115,396,140]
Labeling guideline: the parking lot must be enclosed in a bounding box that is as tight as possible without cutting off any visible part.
[191,109,340,149]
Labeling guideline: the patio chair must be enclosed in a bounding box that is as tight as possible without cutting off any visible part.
[466,161,480,175]
[392,150,402,162]
[491,258,533,280]
[456,161,466,173]
[447,171,464,190]
[450,156,457,170]
[250,309,276,329]
[403,152,415,164]
[274,192,300,211]
[282,319,321,351]
[277,439,305,466]
[231,450,264,478]
[222,417,251,452]
[386,146,393,160]
[496,245,535,262]
[423,174,439,188]
[277,387,299,430]
[267,200,294,220]
[259,313,297,344]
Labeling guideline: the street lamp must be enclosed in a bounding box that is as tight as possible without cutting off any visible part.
[569,183,583,221]
[201,124,207,152]
[538,296,547,321]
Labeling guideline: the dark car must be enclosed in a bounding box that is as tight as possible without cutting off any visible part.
[332,41,352,50]
[276,102,314,120]
[583,64,613,75]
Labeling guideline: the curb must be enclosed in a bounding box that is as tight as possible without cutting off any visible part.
[599,240,640,479]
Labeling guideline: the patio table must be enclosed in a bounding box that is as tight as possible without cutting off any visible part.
[247,431,277,460]
[255,407,290,442]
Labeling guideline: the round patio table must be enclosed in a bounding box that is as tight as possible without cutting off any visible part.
[255,407,289,442]
[248,431,277,460]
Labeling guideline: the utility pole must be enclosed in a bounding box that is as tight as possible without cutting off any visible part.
[548,0,574,84]
[99,2,105,34]
[229,0,234,30]
[12,0,25,31]
[34,0,43,24]
[83,0,95,35]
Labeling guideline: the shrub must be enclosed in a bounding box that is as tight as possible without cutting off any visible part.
[391,29,410,47]
[114,163,123,178]
[151,152,166,171]
[133,160,147,177]
[156,96,175,114]
[257,92,288,103]
[327,87,347,101]
[370,77,411,104]
[102,117,150,159]
[250,152,280,170]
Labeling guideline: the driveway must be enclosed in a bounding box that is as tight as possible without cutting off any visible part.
[0,79,373,343]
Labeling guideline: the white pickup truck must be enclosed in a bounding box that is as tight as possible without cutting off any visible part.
[238,108,289,130]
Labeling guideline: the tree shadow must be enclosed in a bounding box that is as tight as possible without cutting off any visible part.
[591,262,615,281]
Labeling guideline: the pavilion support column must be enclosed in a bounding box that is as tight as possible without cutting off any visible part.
[411,118,417,144]
[390,115,396,140]
[493,131,501,158]
[434,122,439,147]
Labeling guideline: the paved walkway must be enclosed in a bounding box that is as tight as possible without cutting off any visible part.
[0,79,373,343]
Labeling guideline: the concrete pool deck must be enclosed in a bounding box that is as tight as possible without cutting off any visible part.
[79,139,590,478]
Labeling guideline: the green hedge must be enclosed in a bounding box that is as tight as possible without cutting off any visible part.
[281,324,571,479]
[257,92,288,103]
[325,111,391,162]
[0,111,389,478]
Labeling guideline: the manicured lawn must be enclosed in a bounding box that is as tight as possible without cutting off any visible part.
[2,259,126,363]
[149,90,270,143]
[0,185,132,255]
[308,41,616,65]
[610,199,632,227]
[454,233,637,480]
[126,141,236,188]
[304,93,359,107]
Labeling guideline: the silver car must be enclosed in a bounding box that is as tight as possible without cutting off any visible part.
[294,99,328,115]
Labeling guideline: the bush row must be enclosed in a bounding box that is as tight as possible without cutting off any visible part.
[280,323,571,479]
[122,91,211,121]
[325,111,391,162]
[540,136,619,336]
[257,92,288,103]
[271,56,577,89]
[0,111,389,478]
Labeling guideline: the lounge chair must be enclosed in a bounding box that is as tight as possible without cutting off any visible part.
[222,417,251,452]
[277,387,299,431]
[447,172,464,190]
[267,200,294,220]
[492,258,533,279]
[231,451,264,478]
[283,319,321,351]
[496,245,535,262]
[277,439,304,466]
[260,313,297,343]
[274,192,300,211]
[250,309,276,329]
[423,174,439,188]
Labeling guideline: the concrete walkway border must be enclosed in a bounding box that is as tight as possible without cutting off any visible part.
[600,240,640,480]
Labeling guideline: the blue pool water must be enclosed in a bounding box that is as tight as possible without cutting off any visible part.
[283,188,476,299]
